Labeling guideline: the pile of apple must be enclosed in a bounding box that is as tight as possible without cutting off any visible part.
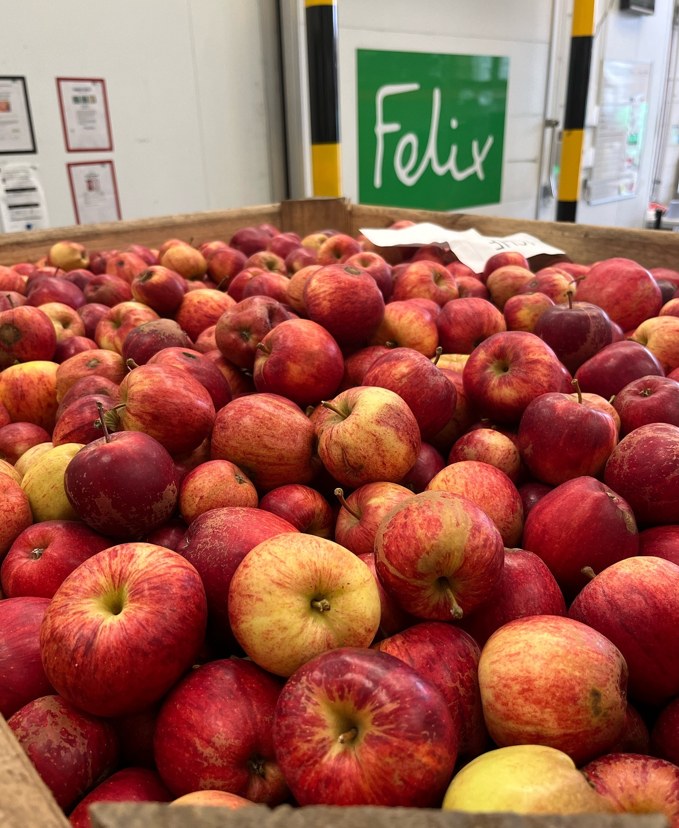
[2,220,679,825]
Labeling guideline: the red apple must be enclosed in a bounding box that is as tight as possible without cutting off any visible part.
[569,556,679,706]
[459,547,567,647]
[518,266,575,303]
[158,241,207,281]
[316,232,362,265]
[259,483,334,537]
[344,250,393,300]
[375,489,504,621]
[631,315,679,373]
[210,393,317,491]
[0,421,50,464]
[253,318,344,407]
[486,265,535,310]
[613,374,679,435]
[214,295,297,370]
[369,299,439,357]
[7,694,118,810]
[40,542,207,717]
[462,331,568,424]
[243,249,287,274]
[478,615,628,765]
[604,423,679,526]
[638,525,679,566]
[426,460,524,547]
[522,476,639,598]
[482,251,530,283]
[575,257,663,331]
[448,427,522,482]
[0,305,57,367]
[178,460,258,523]
[314,386,420,488]
[0,360,59,432]
[268,230,302,261]
[121,318,194,366]
[503,291,555,333]
[26,275,85,309]
[575,340,665,400]
[83,273,133,307]
[170,790,255,808]
[375,621,488,759]
[533,297,615,372]
[652,697,679,765]
[206,245,247,288]
[391,259,459,306]
[153,657,288,803]
[303,263,385,348]
[230,225,274,257]
[105,250,149,283]
[77,302,112,339]
[272,646,457,806]
[0,597,53,717]
[333,481,414,556]
[399,441,447,492]
[55,375,120,420]
[130,266,187,315]
[0,476,33,558]
[94,301,159,353]
[146,346,232,410]
[173,287,234,341]
[339,344,391,389]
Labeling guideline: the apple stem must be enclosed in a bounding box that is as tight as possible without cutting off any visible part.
[125,358,139,372]
[321,400,346,419]
[571,378,583,404]
[338,727,358,744]
[311,598,331,613]
[566,290,574,310]
[215,276,229,291]
[334,487,361,521]
[256,342,271,355]
[440,579,464,619]
[96,401,112,443]
[30,547,44,560]
[431,346,443,365]
[581,566,597,580]
[385,340,398,349]
[247,757,266,778]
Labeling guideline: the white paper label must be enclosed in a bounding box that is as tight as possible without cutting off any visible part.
[0,163,49,232]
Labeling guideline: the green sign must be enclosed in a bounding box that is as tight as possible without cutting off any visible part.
[357,49,508,211]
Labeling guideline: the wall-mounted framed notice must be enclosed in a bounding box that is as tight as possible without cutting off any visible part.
[67,160,121,224]
[57,77,113,152]
[0,77,37,155]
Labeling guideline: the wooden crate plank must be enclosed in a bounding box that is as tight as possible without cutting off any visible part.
[0,715,70,828]
[279,198,351,237]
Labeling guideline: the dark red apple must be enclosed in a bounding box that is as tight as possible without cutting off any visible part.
[574,340,665,400]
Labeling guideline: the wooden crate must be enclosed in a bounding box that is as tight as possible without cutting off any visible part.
[0,198,678,269]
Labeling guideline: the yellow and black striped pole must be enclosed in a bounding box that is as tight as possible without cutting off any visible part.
[305,0,341,196]
[556,0,595,222]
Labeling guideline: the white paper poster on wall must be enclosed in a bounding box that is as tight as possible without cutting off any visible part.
[57,77,113,152]
[67,160,121,224]
[0,77,37,155]
[0,163,49,232]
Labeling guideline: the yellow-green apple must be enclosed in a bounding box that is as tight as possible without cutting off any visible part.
[0,305,57,367]
[303,263,385,348]
[482,250,530,283]
[68,768,172,828]
[569,556,679,706]
[130,266,187,316]
[53,394,117,449]
[0,457,22,484]
[652,698,679,765]
[333,481,414,556]
[522,476,638,599]
[78,302,112,338]
[344,250,393,300]
[214,295,297,371]
[64,424,178,539]
[47,240,90,272]
[83,273,133,306]
[604,423,679,525]
[94,300,159,353]
[105,250,149,283]
[375,489,504,620]
[437,297,506,354]
[285,263,321,312]
[391,259,459,306]
[639,525,679,566]
[205,245,247,288]
[442,744,614,814]
[228,534,380,676]
[21,441,83,522]
[478,614,628,764]
[0,422,50,464]
[503,291,555,333]
[259,483,334,537]
[0,518,110,598]
[575,340,665,400]
[243,249,287,274]
[448,427,522,482]
[426,460,523,547]
[399,441,446,491]
[369,298,439,356]
[517,386,618,486]
[153,657,288,803]
[26,275,85,309]
[375,621,487,759]
[253,318,344,407]
[582,752,679,825]
[575,257,663,331]
[518,266,575,303]
[14,441,53,478]
[613,375,679,435]
[361,347,457,441]
[173,287,234,341]
[7,694,118,811]
[316,232,362,265]
[146,346,232,410]
[40,542,207,717]
[459,546,566,647]
[177,505,297,645]
[178,459,258,523]
[121,318,193,366]
[314,386,420,488]
[272,646,457,806]
[486,265,535,309]
[462,330,568,424]
[631,315,679,372]
[0,596,53,717]
[158,241,207,281]
[210,393,317,491]
[115,363,215,457]
[170,790,255,808]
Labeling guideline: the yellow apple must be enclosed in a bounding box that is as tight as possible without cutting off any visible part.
[170,790,255,809]
[443,744,614,814]
[21,442,84,522]
[14,441,54,478]
[0,458,22,485]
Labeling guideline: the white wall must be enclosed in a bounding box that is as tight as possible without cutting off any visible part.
[0,0,286,229]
